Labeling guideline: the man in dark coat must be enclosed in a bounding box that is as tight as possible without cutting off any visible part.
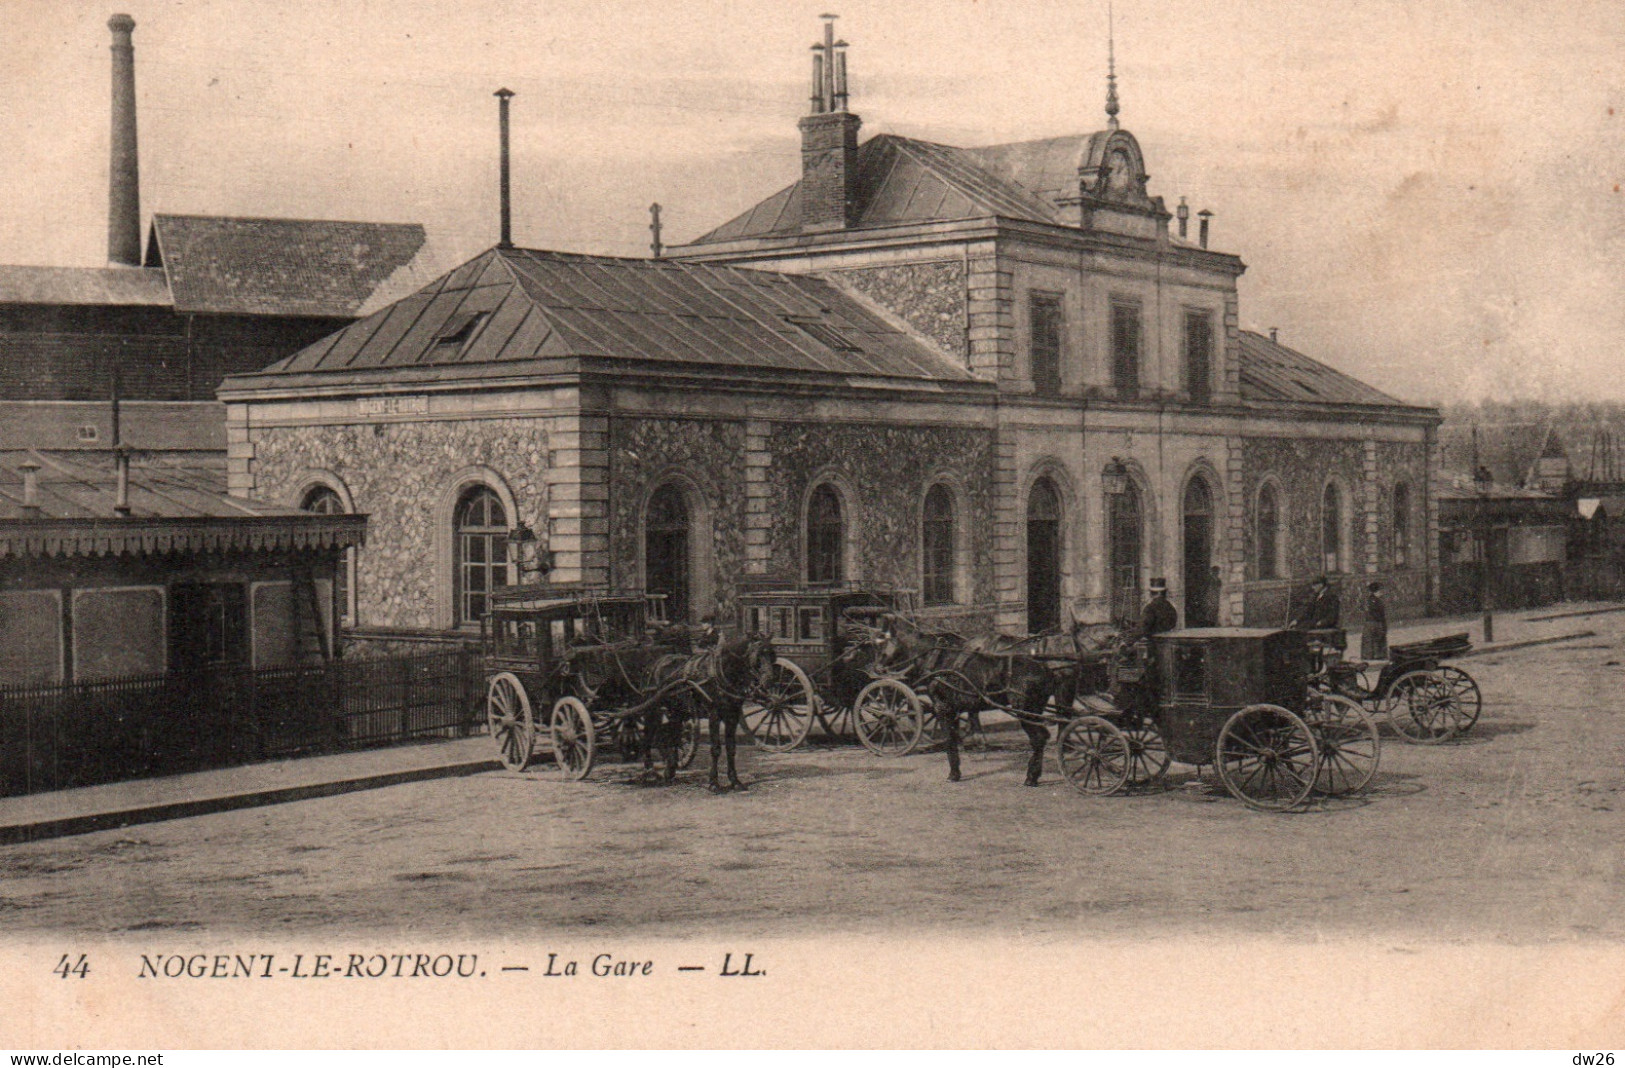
[1291,575,1341,632]
[1361,581,1389,661]
[1139,577,1179,638]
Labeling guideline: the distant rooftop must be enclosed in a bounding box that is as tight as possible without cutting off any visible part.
[1237,331,1415,410]
[0,215,430,319]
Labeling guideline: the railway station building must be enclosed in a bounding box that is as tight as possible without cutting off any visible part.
[219,24,1441,638]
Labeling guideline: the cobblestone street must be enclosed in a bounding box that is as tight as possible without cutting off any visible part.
[3,619,1623,945]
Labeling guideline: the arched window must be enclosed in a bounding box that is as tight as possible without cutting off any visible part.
[806,484,844,585]
[455,485,509,625]
[1027,477,1062,633]
[1256,483,1281,580]
[300,484,352,626]
[1322,482,1345,574]
[645,482,692,622]
[922,483,956,606]
[1393,483,1411,568]
[1183,476,1215,626]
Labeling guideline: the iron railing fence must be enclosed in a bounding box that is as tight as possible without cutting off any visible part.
[0,649,482,798]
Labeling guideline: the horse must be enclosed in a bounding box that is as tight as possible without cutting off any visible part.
[925,632,1072,785]
[639,629,777,792]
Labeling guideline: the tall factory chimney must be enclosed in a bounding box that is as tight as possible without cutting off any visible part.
[107,13,142,267]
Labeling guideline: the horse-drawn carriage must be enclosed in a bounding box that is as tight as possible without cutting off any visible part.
[736,584,945,755]
[1054,627,1382,810]
[481,585,702,779]
[1314,631,1481,743]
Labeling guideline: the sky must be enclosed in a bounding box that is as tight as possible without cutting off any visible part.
[0,0,1619,405]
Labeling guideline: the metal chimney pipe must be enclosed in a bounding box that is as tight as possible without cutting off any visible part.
[1177,197,1189,239]
[1198,208,1213,249]
[1269,327,1279,343]
[19,460,41,516]
[107,14,142,266]
[649,203,663,259]
[495,88,515,249]
[821,15,838,113]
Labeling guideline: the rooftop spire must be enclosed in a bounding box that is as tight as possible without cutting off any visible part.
[1105,1,1120,130]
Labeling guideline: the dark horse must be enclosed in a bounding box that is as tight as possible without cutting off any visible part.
[640,630,776,792]
[885,616,1117,786]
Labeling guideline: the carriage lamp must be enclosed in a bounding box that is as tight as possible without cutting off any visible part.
[1473,464,1495,643]
[1102,457,1130,497]
[508,522,553,580]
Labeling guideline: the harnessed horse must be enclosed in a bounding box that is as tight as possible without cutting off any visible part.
[639,630,777,792]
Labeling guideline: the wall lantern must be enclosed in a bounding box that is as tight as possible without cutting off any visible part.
[1102,457,1130,497]
[508,521,553,580]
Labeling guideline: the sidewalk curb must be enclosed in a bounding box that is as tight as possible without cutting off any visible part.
[1459,630,1598,659]
[0,757,499,846]
[1525,604,1625,623]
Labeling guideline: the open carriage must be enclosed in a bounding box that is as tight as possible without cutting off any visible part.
[1058,627,1382,811]
[735,584,939,754]
[1314,631,1481,743]
[481,585,706,780]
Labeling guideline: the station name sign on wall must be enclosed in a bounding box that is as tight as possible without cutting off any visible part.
[357,395,430,416]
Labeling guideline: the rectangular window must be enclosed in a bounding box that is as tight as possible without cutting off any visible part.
[1111,302,1141,397]
[1184,310,1213,404]
[169,583,247,672]
[772,607,794,641]
[1029,294,1063,397]
[798,607,824,642]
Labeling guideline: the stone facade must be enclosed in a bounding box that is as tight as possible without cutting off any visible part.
[763,420,997,607]
[606,415,748,619]
[250,418,551,630]
[830,260,968,363]
[1239,433,1431,623]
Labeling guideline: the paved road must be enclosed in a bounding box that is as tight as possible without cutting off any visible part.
[2,619,1622,942]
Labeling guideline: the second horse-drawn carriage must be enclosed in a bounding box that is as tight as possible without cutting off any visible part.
[1313,631,1482,743]
[735,583,950,755]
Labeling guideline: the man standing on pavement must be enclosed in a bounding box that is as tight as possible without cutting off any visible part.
[1362,581,1389,660]
[1138,577,1179,638]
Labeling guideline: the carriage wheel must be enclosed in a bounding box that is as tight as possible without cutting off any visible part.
[741,659,816,753]
[1383,670,1460,744]
[1119,719,1172,787]
[852,678,926,756]
[677,714,703,770]
[485,672,535,772]
[1433,666,1482,734]
[549,696,596,781]
[1057,716,1132,796]
[1302,692,1380,797]
[1215,704,1319,811]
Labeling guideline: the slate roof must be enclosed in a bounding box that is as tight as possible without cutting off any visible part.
[1236,331,1411,409]
[691,133,1081,243]
[0,449,364,556]
[146,215,429,317]
[226,246,976,391]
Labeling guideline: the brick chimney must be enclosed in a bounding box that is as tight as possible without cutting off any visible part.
[107,13,141,266]
[798,15,861,233]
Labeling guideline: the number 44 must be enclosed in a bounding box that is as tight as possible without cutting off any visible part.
[52,953,89,979]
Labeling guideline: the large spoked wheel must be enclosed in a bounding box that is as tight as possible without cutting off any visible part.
[1216,704,1319,811]
[677,714,702,770]
[549,696,596,780]
[741,659,816,752]
[1057,715,1132,796]
[1383,670,1460,744]
[1119,718,1172,788]
[1432,666,1482,735]
[852,678,926,756]
[1303,692,1381,797]
[485,672,535,772]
